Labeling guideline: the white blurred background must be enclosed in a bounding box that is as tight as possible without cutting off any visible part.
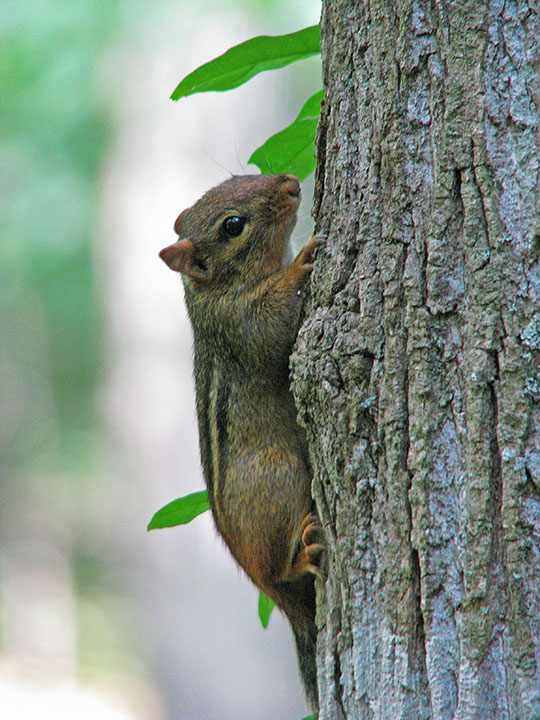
[0,1,321,718]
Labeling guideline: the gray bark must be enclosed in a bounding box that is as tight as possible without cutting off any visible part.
[292,1,540,718]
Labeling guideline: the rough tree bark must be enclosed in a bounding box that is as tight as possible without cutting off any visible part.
[292,2,540,718]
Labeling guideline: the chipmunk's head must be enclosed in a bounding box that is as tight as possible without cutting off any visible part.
[159,174,300,287]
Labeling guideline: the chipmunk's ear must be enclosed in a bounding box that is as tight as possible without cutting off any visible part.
[159,238,207,281]
[174,208,190,236]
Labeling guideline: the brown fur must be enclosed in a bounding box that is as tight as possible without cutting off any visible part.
[160,174,324,709]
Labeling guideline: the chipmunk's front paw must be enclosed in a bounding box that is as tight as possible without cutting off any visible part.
[294,234,326,274]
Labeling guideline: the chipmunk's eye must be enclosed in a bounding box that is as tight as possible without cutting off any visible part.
[221,216,246,239]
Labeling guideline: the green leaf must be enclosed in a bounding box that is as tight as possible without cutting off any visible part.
[301,714,318,720]
[248,89,323,180]
[148,490,210,530]
[171,25,320,100]
[258,591,276,628]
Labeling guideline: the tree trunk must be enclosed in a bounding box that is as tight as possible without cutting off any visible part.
[292,2,540,718]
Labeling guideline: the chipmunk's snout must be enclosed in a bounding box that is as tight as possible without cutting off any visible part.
[281,175,301,200]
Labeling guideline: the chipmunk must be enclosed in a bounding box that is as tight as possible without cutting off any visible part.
[159,173,325,709]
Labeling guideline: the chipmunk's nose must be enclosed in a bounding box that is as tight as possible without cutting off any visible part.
[281,174,301,199]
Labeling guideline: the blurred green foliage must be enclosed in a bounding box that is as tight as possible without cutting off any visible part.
[0,0,318,467]
[0,0,121,462]
[0,4,320,713]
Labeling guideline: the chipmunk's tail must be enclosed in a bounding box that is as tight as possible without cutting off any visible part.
[272,572,319,709]
[293,621,318,710]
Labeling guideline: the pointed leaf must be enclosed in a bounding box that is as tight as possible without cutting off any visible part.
[148,490,210,530]
[248,89,323,180]
[258,591,276,628]
[171,25,320,100]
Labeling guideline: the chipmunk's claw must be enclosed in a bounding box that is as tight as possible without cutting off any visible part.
[299,513,326,580]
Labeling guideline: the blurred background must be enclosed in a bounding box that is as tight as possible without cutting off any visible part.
[0,1,321,718]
